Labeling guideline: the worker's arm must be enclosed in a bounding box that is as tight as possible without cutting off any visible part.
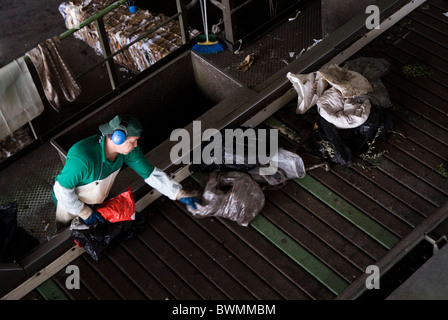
[125,147,200,208]
[145,168,200,209]
[144,167,182,200]
[53,155,95,220]
[53,180,93,219]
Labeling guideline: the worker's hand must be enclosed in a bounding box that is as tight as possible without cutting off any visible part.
[82,210,105,225]
[179,196,201,210]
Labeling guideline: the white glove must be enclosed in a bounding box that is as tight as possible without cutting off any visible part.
[144,167,182,200]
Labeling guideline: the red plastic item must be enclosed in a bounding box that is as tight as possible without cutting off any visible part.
[96,187,136,223]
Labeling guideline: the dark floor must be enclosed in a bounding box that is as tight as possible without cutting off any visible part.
[2,0,448,301]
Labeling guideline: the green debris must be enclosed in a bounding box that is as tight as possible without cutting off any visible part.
[437,163,448,180]
[318,140,335,159]
[402,63,433,78]
[357,126,388,170]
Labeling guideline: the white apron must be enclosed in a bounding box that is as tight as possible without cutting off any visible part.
[56,169,120,227]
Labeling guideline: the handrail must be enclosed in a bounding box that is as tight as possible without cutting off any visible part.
[58,0,127,40]
[23,0,196,83]
[15,0,196,144]
[76,11,183,79]
[22,0,127,61]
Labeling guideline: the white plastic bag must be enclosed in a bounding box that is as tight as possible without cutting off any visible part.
[249,148,306,186]
[286,72,320,114]
[317,87,372,129]
[317,64,372,98]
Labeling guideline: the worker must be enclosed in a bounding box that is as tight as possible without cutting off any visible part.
[52,114,200,229]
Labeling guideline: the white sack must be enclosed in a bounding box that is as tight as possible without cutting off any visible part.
[317,87,371,129]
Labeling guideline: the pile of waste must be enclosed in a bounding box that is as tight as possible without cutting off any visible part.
[59,0,199,72]
[189,129,307,227]
[287,57,393,166]
[0,202,39,263]
[70,188,145,261]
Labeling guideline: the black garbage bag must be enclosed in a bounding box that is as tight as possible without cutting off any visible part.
[342,57,392,109]
[311,107,393,167]
[189,127,276,174]
[187,171,265,226]
[70,212,146,262]
[0,202,39,263]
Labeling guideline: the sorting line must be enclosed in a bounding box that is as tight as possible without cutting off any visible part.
[36,278,68,300]
[264,115,401,250]
[249,214,349,295]
[188,173,349,296]
[293,175,400,250]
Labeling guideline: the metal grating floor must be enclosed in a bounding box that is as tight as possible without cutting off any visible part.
[201,0,322,89]
[0,141,62,243]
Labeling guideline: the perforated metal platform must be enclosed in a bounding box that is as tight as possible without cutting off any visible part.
[0,141,62,243]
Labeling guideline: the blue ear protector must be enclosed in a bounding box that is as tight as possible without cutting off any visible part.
[111,119,129,145]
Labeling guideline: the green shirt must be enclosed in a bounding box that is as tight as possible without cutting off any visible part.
[56,134,154,189]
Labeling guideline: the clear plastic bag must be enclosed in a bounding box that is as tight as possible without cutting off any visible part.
[187,171,265,226]
[249,148,306,187]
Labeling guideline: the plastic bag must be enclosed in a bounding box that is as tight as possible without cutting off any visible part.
[0,202,39,262]
[71,212,146,262]
[287,59,391,130]
[249,148,306,187]
[96,187,135,223]
[311,107,393,167]
[317,64,372,99]
[316,87,372,129]
[286,72,322,114]
[342,57,392,108]
[187,171,265,226]
[189,127,276,174]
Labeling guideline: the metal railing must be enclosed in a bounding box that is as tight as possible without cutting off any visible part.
[24,0,196,91]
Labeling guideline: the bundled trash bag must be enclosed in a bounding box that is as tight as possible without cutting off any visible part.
[189,127,276,174]
[71,212,146,262]
[70,188,143,261]
[287,57,393,167]
[311,107,393,167]
[96,187,136,223]
[0,202,39,263]
[187,171,265,226]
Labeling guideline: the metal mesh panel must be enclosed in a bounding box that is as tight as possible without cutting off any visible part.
[0,142,62,243]
[200,0,322,89]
